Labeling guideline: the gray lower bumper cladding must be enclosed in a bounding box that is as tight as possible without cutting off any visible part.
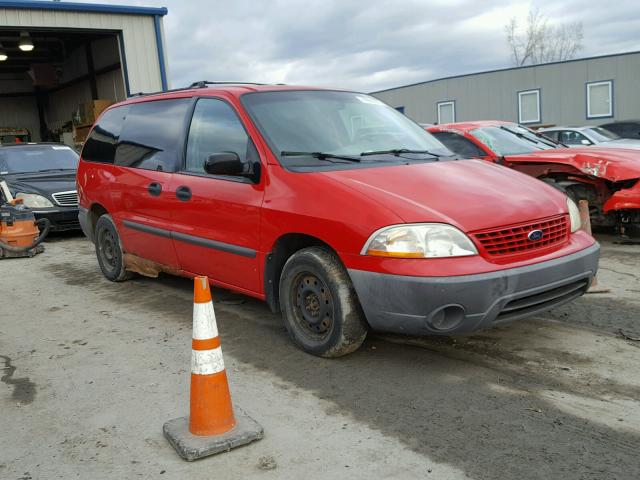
[348,243,600,335]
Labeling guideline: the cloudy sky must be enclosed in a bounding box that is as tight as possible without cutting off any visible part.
[93,0,639,92]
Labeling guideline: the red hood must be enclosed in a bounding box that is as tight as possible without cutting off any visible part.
[506,147,640,181]
[321,160,567,232]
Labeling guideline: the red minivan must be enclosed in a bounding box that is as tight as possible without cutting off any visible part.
[77,83,599,357]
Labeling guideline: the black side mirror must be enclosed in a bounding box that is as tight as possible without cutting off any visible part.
[204,152,248,176]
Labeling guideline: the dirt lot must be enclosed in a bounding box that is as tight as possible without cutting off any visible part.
[1,232,639,480]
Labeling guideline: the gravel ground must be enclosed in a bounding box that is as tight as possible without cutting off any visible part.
[1,232,639,480]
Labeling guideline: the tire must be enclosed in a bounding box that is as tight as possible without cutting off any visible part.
[94,215,132,282]
[279,247,368,357]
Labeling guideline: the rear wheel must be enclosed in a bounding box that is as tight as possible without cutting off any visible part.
[279,247,368,357]
[94,215,132,282]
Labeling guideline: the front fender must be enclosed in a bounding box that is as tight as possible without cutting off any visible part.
[603,181,640,212]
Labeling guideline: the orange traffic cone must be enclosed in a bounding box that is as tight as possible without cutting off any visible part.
[163,276,263,461]
[578,200,610,294]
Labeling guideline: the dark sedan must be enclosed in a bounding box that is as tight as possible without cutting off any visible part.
[0,143,80,231]
[599,120,640,139]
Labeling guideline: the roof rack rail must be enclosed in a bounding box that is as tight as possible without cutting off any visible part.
[129,85,196,97]
[129,81,268,98]
[188,81,267,88]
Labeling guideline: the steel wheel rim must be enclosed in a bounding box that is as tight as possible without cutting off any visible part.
[98,228,118,272]
[291,272,334,339]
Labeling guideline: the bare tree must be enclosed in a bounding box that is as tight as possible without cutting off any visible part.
[505,9,583,66]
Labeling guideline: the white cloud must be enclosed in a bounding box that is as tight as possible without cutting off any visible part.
[81,0,640,92]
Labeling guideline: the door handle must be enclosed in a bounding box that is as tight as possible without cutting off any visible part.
[148,182,162,196]
[176,185,192,201]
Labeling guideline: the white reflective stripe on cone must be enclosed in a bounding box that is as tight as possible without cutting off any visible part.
[192,302,219,340]
[191,347,225,375]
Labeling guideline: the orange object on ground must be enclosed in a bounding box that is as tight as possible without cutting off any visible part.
[163,276,263,461]
[0,198,49,258]
[189,276,236,436]
[0,216,39,248]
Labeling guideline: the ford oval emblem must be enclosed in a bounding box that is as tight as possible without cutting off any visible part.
[528,229,544,241]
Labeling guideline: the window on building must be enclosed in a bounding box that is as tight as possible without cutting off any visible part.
[587,81,613,119]
[437,101,455,124]
[518,89,540,124]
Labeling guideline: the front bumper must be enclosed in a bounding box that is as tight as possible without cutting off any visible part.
[32,207,80,231]
[348,243,600,335]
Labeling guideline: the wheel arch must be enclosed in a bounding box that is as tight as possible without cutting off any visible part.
[264,233,339,313]
[85,203,109,242]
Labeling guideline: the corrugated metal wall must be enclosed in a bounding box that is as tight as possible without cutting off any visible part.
[372,53,640,127]
[0,74,40,140]
[0,7,163,93]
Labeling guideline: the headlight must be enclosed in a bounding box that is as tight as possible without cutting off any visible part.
[362,223,478,258]
[567,197,581,233]
[16,193,54,208]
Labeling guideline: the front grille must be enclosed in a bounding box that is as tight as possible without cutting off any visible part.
[496,279,589,323]
[52,190,78,207]
[471,215,569,257]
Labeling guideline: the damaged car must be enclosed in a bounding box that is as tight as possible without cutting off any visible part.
[428,121,640,235]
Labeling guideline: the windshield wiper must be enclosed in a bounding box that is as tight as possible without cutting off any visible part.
[36,168,73,172]
[360,148,441,158]
[499,126,559,149]
[281,151,361,163]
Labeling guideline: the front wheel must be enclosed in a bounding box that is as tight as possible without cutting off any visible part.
[94,215,132,282]
[279,247,368,357]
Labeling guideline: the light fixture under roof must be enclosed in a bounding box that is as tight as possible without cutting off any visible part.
[0,42,7,61]
[18,31,34,52]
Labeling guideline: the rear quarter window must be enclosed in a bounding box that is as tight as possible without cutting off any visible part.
[81,105,129,164]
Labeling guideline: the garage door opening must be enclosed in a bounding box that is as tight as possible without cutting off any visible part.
[0,28,127,146]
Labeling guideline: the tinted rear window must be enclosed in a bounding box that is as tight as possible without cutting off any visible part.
[115,98,192,172]
[81,105,129,164]
[430,131,486,158]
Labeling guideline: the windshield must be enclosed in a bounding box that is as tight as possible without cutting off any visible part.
[241,90,452,166]
[0,145,79,174]
[471,124,556,156]
[586,127,620,142]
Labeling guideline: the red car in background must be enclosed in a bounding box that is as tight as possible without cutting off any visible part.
[428,121,640,235]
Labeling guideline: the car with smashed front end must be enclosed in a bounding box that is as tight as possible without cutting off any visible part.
[428,121,640,236]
